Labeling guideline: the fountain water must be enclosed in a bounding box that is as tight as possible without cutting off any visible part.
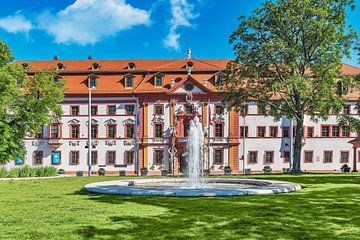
[186,116,205,188]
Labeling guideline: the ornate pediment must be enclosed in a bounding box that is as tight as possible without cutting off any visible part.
[122,118,135,125]
[86,119,99,125]
[152,115,164,123]
[212,115,225,123]
[105,118,117,125]
[68,119,80,125]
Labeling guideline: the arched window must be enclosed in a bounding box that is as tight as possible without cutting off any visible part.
[186,61,194,70]
[21,63,30,70]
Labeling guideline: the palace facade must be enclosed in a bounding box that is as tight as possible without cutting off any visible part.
[6,55,360,175]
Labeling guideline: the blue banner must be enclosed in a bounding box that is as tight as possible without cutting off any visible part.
[15,157,24,165]
[52,152,61,165]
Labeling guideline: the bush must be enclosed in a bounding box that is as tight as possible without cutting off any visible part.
[0,167,8,178]
[8,168,20,178]
[140,168,148,176]
[35,167,46,177]
[44,166,57,176]
[19,165,31,177]
[98,168,106,176]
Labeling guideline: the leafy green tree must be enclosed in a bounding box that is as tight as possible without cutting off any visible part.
[222,0,359,173]
[0,40,65,164]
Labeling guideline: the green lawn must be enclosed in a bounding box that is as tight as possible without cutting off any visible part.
[1,174,360,240]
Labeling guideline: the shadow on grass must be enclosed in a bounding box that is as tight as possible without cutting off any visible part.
[73,175,360,239]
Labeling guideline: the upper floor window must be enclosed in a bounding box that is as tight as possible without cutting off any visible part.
[240,126,248,138]
[126,124,134,138]
[342,126,350,137]
[343,105,351,115]
[125,76,134,88]
[306,127,314,138]
[324,151,333,163]
[270,126,278,137]
[108,105,116,115]
[91,151,97,165]
[71,106,79,116]
[215,124,223,138]
[240,104,248,115]
[257,127,266,137]
[154,75,163,87]
[57,63,65,70]
[50,124,60,139]
[332,126,340,137]
[282,127,290,138]
[106,151,116,165]
[35,127,43,139]
[215,73,223,86]
[21,62,30,70]
[155,123,163,138]
[337,81,349,96]
[91,106,98,116]
[248,151,257,164]
[155,105,163,115]
[125,105,135,115]
[91,125,98,138]
[186,61,194,70]
[215,105,224,115]
[304,151,313,163]
[321,126,330,137]
[107,124,116,138]
[185,105,193,114]
[71,125,80,138]
[70,151,79,165]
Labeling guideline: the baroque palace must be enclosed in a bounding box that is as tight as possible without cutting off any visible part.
[7,52,360,175]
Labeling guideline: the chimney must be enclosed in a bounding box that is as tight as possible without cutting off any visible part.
[187,48,192,59]
[53,55,58,60]
[88,55,93,60]
[170,79,175,88]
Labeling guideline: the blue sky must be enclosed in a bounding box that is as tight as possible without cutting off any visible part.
[0,0,359,67]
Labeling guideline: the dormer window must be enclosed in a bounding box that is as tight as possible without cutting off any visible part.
[125,75,134,88]
[337,81,349,96]
[21,63,30,70]
[57,63,65,70]
[154,75,163,87]
[16,79,23,87]
[186,61,194,70]
[53,76,61,84]
[88,75,98,88]
[215,73,224,86]
[92,63,100,70]
[127,62,136,70]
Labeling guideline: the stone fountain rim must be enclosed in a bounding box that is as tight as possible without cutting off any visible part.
[85,178,302,197]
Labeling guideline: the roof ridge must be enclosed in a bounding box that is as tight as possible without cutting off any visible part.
[192,58,228,69]
[153,59,186,70]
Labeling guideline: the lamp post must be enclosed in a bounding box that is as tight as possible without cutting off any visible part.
[88,85,95,176]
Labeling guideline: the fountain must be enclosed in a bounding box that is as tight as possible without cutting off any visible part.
[186,116,204,188]
[85,117,301,197]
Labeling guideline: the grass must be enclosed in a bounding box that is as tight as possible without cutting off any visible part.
[1,174,360,240]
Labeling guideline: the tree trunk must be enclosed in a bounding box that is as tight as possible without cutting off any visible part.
[291,118,304,174]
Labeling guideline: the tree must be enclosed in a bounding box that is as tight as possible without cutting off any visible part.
[0,40,65,164]
[222,0,359,173]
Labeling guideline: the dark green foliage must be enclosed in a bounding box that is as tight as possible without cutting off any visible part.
[223,0,359,173]
[0,166,57,178]
[0,40,65,164]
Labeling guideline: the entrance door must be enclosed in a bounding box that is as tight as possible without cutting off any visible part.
[180,154,188,173]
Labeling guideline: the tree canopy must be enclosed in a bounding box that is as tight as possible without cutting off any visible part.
[0,40,65,163]
[222,0,359,173]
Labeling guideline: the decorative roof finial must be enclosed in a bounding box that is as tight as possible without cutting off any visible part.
[187,48,192,59]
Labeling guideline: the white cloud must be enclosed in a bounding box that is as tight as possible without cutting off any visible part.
[164,0,199,50]
[37,0,150,45]
[0,14,32,34]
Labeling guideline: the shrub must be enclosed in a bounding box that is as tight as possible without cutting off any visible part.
[8,168,20,178]
[35,167,46,177]
[19,165,31,177]
[0,167,8,178]
[98,168,106,176]
[44,166,57,176]
[29,167,37,177]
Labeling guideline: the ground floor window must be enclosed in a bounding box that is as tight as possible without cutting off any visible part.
[283,151,290,163]
[33,151,43,165]
[304,151,313,163]
[70,151,79,165]
[91,151,97,165]
[323,151,333,163]
[248,151,257,164]
[340,151,349,163]
[214,149,223,165]
[154,149,163,165]
[264,151,274,164]
[106,151,116,165]
[124,151,134,165]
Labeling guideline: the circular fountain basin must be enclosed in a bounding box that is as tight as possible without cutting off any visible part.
[85,178,301,197]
